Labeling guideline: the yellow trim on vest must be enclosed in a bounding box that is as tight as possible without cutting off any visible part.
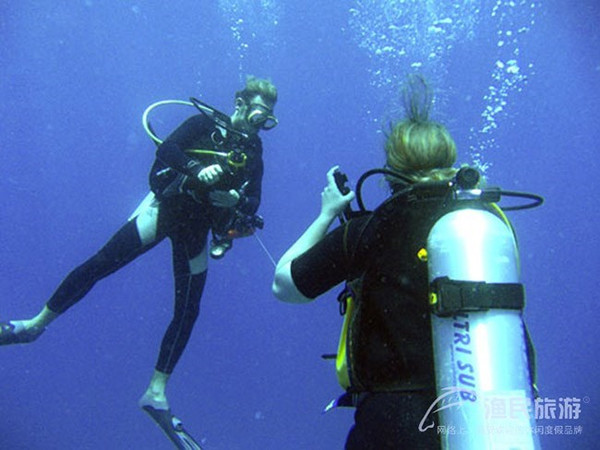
[335,296,354,390]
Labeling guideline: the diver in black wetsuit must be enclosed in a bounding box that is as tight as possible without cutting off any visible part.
[273,76,539,449]
[0,76,277,447]
[272,77,455,449]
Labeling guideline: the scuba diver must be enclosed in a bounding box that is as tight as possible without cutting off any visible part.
[0,76,278,449]
[272,75,540,449]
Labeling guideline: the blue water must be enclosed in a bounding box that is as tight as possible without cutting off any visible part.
[1,1,598,449]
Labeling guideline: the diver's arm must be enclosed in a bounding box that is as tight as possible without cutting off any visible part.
[198,164,224,184]
[207,138,263,209]
[156,115,212,178]
[156,140,204,179]
[272,210,337,304]
[273,166,354,303]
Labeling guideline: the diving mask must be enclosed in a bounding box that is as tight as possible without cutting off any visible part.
[247,103,278,130]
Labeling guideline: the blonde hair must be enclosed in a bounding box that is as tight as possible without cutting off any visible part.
[384,76,457,184]
[236,76,278,108]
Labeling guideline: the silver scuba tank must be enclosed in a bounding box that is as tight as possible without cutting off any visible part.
[426,204,540,449]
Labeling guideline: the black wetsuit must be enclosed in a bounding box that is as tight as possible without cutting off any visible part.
[290,198,446,449]
[47,114,263,374]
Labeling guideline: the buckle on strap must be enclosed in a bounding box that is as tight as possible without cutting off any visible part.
[430,277,525,317]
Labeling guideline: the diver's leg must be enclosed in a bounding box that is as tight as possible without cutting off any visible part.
[48,194,162,313]
[45,199,162,315]
[140,230,208,406]
[139,202,208,449]
[139,243,207,450]
[0,195,162,345]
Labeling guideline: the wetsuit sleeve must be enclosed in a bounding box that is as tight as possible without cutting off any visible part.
[290,216,370,299]
[155,115,212,178]
[237,140,263,215]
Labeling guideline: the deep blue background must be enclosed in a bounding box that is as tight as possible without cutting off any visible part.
[1,1,598,449]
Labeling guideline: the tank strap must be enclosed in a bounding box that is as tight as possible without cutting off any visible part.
[430,276,525,317]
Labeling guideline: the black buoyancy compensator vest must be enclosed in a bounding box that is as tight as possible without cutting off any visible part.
[338,181,489,392]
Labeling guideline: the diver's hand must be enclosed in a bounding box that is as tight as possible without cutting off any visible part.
[198,164,223,185]
[320,166,355,220]
[209,189,240,208]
